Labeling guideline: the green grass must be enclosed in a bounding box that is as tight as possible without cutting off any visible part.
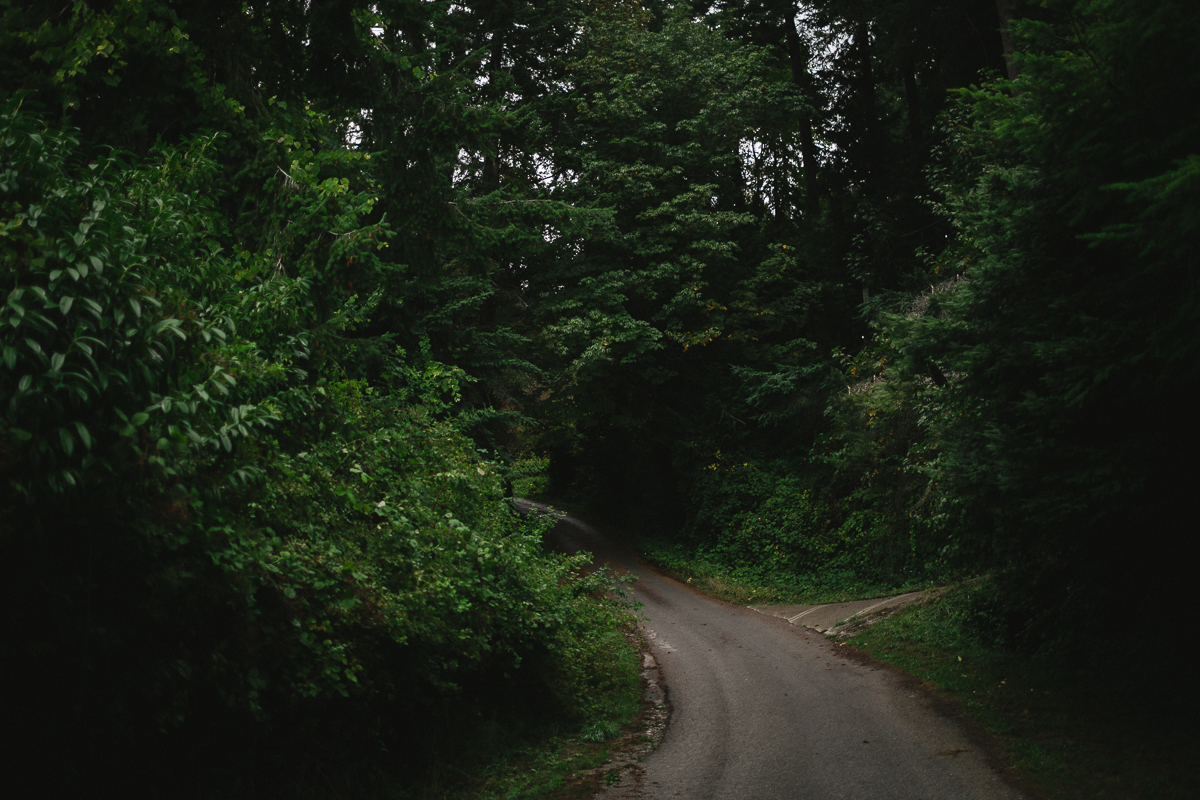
[440,736,618,800]
[627,531,930,606]
[844,584,1199,800]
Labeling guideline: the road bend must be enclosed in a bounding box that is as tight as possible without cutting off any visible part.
[519,501,1027,800]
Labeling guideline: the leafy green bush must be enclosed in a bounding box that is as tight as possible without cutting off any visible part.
[1,97,639,797]
[0,97,265,499]
[668,454,941,598]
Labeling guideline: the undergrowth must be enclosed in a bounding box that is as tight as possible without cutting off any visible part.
[599,456,949,606]
[0,99,645,798]
[629,530,932,605]
[404,650,644,800]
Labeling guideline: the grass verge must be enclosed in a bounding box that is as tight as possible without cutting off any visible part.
[435,734,622,800]
[843,583,1198,800]
[626,531,931,606]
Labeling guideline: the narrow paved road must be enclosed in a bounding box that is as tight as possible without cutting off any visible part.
[522,501,1028,800]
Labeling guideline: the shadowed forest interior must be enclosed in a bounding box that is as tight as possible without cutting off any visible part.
[1,0,1196,796]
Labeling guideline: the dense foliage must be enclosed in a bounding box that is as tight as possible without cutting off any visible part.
[525,0,1194,659]
[825,0,1200,649]
[3,0,1196,791]
[1,2,638,795]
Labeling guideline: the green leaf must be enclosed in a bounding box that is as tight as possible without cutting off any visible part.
[74,421,92,450]
[50,352,65,371]
[18,375,31,391]
[2,345,15,369]
[59,427,75,456]
[59,296,74,315]
[8,427,32,441]
[131,412,150,426]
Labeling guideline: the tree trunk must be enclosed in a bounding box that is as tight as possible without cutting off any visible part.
[785,12,821,218]
[995,0,1020,80]
[854,22,883,195]
[483,24,506,193]
[903,53,923,151]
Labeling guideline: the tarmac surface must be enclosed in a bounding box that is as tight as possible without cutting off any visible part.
[520,501,1029,800]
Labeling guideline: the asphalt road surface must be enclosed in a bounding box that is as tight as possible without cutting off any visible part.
[520,501,1028,800]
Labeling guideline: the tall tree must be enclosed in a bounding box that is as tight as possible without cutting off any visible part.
[864,0,1200,649]
[516,3,851,519]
